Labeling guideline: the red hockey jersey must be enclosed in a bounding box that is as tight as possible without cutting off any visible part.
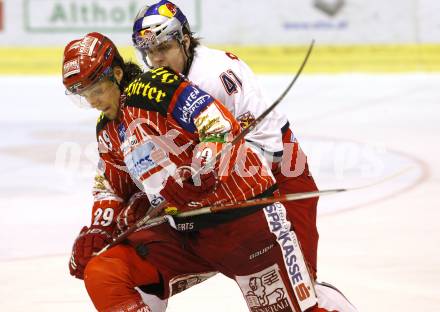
[118,67,276,211]
[89,112,140,230]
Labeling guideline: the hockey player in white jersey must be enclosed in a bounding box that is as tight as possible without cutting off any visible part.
[130,1,357,311]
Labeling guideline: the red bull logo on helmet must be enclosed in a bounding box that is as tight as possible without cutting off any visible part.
[138,28,157,45]
[158,2,177,18]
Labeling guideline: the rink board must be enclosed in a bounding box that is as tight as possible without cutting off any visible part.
[1,44,440,75]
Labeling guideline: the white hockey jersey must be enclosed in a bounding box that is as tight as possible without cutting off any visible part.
[187,45,289,157]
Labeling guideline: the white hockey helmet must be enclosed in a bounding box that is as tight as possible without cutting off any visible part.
[132,1,191,67]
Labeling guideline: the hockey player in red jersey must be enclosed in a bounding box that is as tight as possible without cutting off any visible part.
[63,32,169,310]
[64,32,144,280]
[63,32,356,311]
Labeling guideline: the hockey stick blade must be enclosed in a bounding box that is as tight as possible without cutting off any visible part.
[97,40,315,255]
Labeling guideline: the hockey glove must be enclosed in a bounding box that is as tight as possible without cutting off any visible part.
[160,165,218,207]
[116,192,151,233]
[69,226,113,280]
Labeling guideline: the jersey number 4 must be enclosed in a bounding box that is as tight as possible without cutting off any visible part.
[220,69,242,95]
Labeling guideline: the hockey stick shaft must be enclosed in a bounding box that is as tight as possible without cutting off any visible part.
[140,165,413,226]
[98,41,315,255]
[176,188,343,217]
[132,188,342,233]
[222,40,315,146]
[179,165,414,217]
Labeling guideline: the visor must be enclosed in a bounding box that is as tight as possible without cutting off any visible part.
[65,68,114,108]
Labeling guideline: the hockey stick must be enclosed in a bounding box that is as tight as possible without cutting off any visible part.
[112,188,344,234]
[177,165,414,217]
[136,165,414,229]
[223,40,315,148]
[97,40,315,255]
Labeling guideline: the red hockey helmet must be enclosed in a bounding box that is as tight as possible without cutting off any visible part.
[62,32,121,97]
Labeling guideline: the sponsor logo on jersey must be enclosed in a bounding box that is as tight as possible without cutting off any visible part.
[174,85,212,132]
[120,135,139,154]
[169,272,217,296]
[176,222,194,231]
[236,264,294,312]
[124,77,167,103]
[195,145,214,165]
[124,142,158,179]
[263,203,317,310]
[93,174,108,191]
[237,111,256,130]
[118,123,126,142]
[129,135,138,147]
[150,67,179,84]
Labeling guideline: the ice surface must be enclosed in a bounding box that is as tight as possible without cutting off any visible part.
[0,74,439,311]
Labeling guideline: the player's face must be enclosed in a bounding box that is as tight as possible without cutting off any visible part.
[147,37,189,73]
[80,79,120,120]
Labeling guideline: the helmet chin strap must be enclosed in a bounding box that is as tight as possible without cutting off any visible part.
[179,40,193,76]
[116,79,123,92]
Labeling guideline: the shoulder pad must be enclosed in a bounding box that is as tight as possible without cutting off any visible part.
[123,67,183,116]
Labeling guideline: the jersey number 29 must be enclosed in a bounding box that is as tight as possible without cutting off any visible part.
[93,208,114,227]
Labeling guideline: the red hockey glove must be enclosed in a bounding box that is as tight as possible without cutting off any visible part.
[160,165,218,207]
[116,192,151,232]
[68,226,113,280]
